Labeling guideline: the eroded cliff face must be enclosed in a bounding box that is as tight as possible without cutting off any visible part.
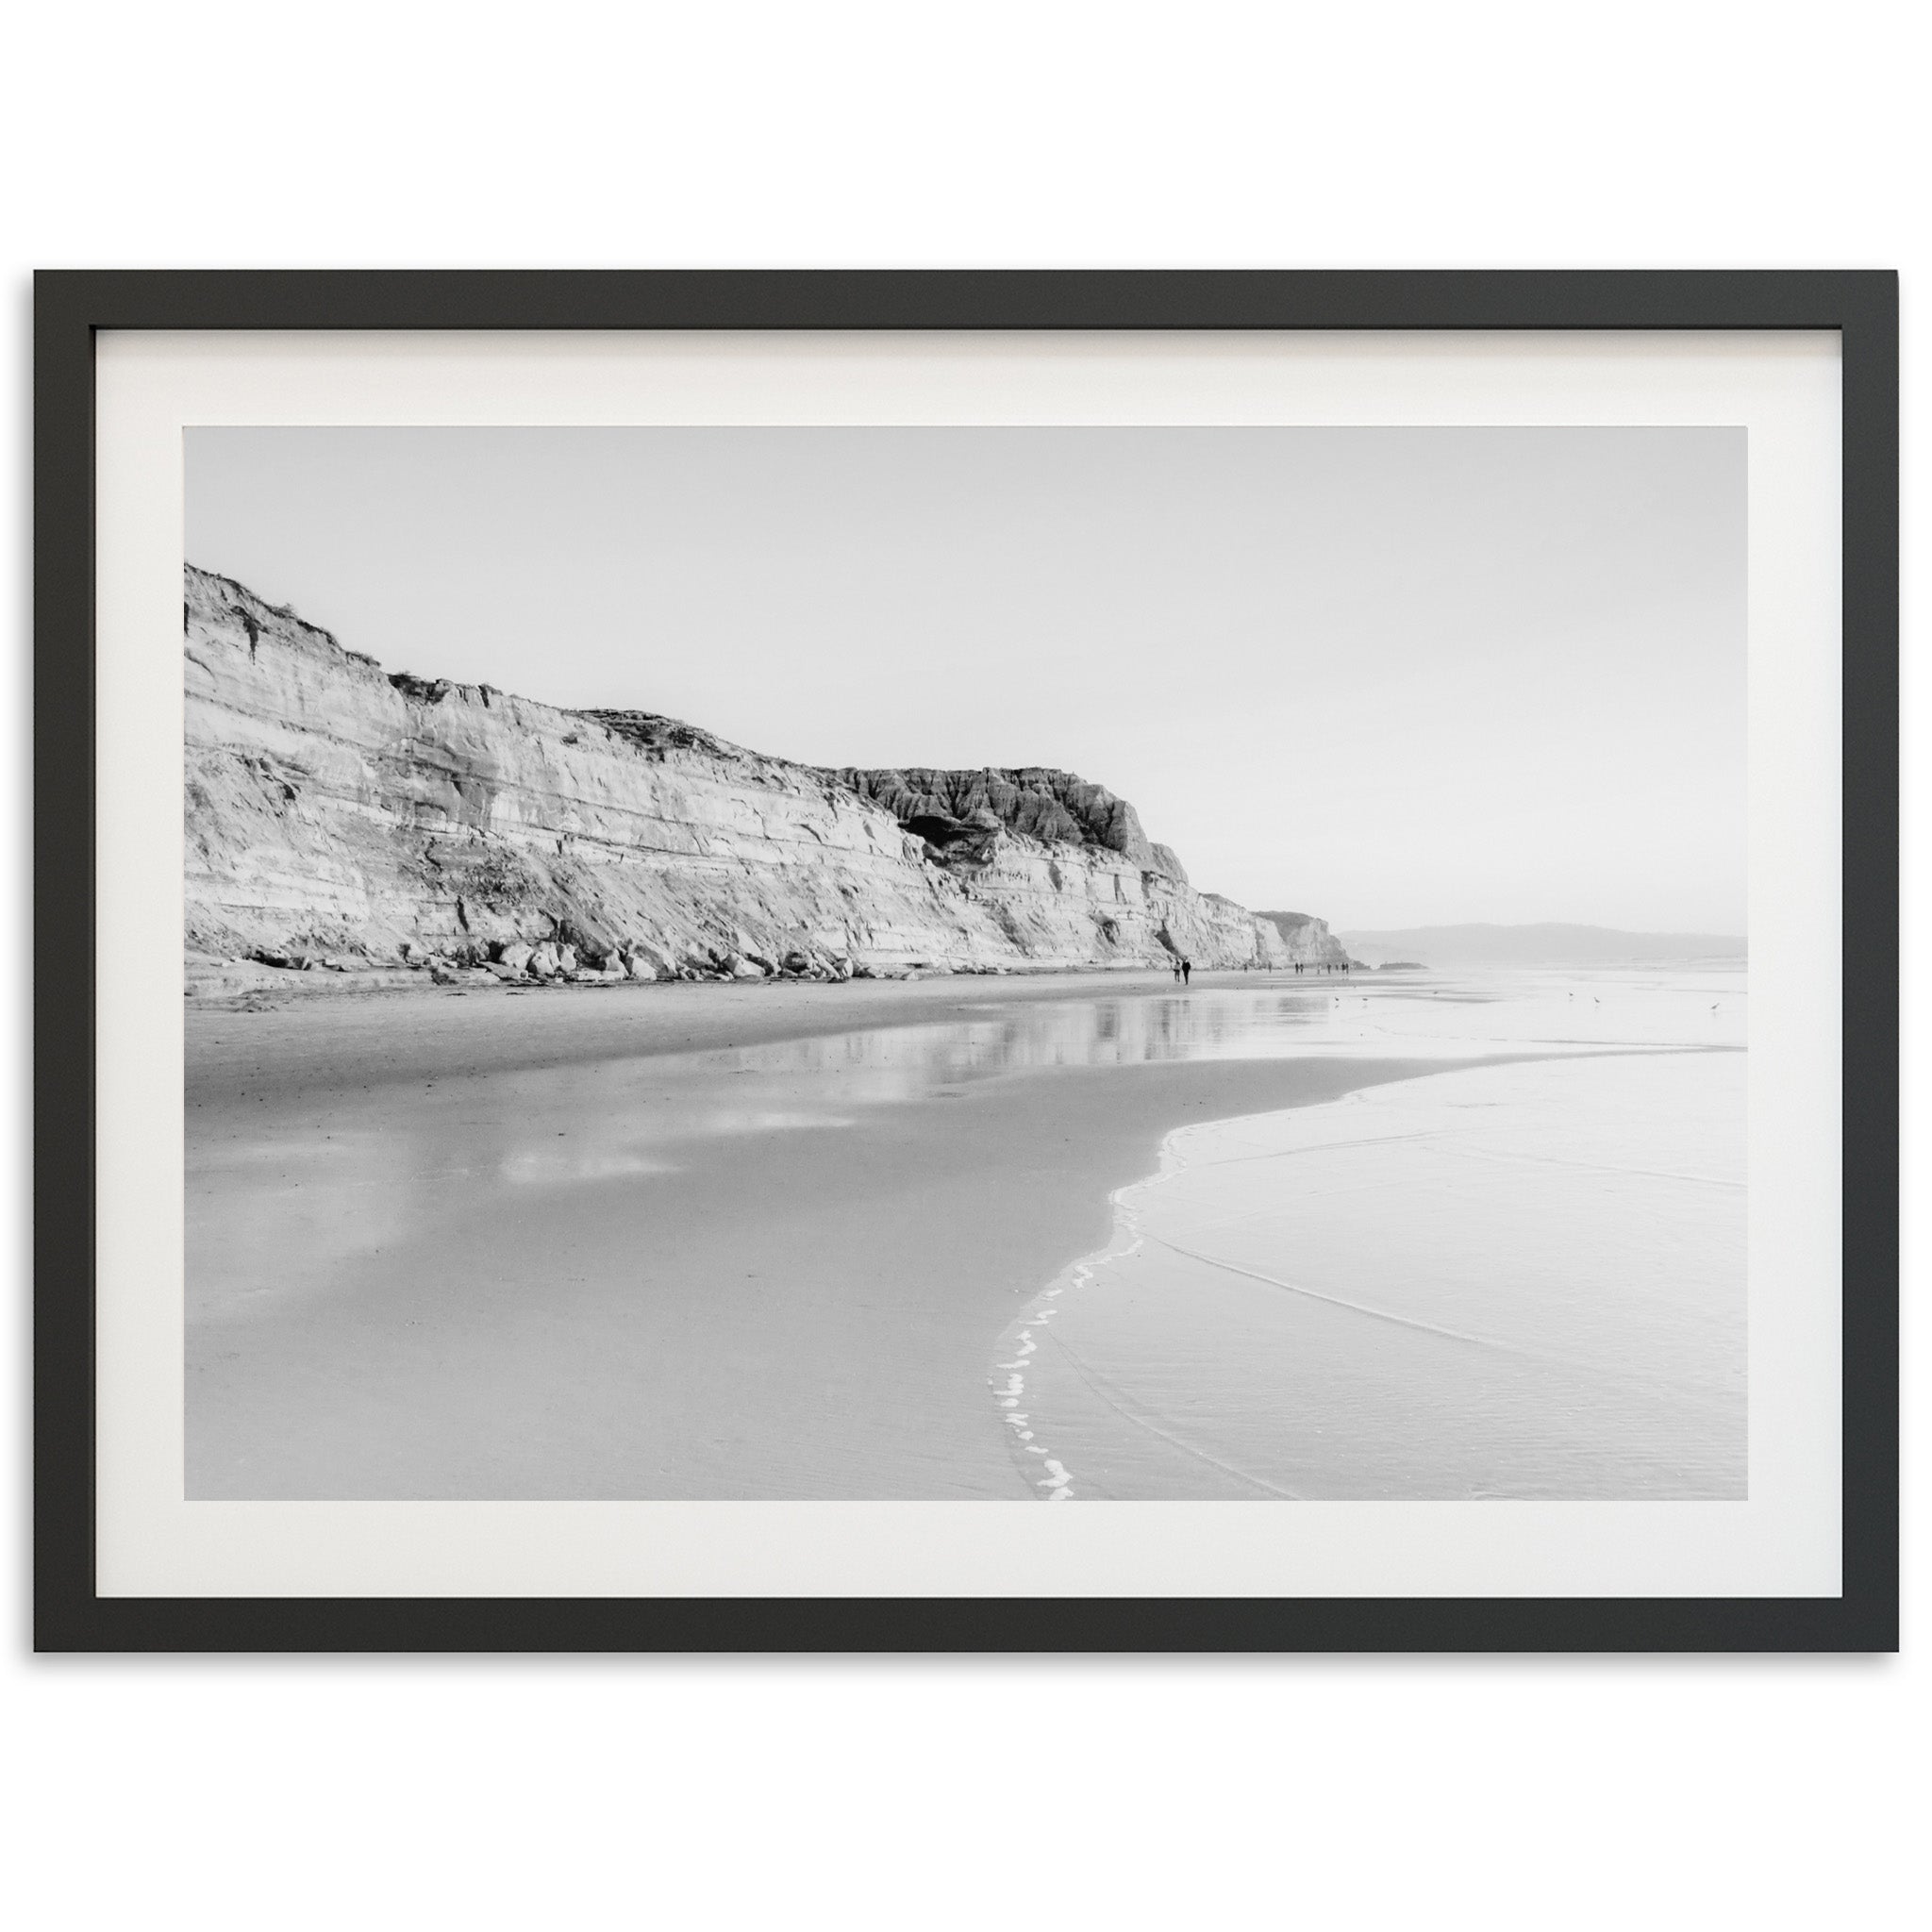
[1254,910,1353,969]
[183,565,1341,985]
[835,767,1188,882]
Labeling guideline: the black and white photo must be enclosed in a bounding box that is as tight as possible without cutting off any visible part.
[182,423,1749,1505]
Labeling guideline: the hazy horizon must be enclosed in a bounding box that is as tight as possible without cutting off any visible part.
[1340,919,1748,941]
[186,425,1746,932]
[1338,920,1747,972]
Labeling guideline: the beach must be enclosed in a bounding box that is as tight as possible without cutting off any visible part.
[186,966,1744,1500]
[999,1051,1745,1501]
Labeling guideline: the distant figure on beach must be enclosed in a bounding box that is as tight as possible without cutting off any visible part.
[1181,958,1192,985]
[1172,960,1182,983]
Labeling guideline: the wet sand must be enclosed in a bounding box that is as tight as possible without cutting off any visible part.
[1000,1052,1746,1500]
[186,972,1452,1498]
[187,968,1243,1106]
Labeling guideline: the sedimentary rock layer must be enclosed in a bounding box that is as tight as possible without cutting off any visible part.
[183,564,1346,983]
[1254,909,1354,967]
[835,767,1188,882]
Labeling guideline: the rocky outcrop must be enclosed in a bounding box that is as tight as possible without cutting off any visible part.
[1254,910,1355,969]
[835,767,1188,882]
[183,565,1343,986]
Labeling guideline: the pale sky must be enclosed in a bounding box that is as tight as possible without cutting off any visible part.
[186,425,1745,933]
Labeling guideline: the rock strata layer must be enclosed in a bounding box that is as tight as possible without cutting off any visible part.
[1254,909,1356,968]
[184,565,1350,987]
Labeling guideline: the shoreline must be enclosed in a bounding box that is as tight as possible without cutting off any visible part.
[186,975,1465,1499]
[996,1049,1747,1501]
[185,968,1736,1501]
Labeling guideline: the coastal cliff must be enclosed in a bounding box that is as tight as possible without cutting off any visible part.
[184,565,1346,986]
[1255,910,1354,968]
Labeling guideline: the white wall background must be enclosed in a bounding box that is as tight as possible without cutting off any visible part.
[1,4,1920,1927]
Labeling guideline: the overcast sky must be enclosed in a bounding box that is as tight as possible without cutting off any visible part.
[186,425,1745,933]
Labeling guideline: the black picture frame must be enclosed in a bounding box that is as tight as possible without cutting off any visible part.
[34,270,1899,1653]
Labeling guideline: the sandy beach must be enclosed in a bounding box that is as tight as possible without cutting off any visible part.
[188,970,1449,1498]
[188,967,1247,1105]
[999,1050,1746,1500]
[187,965,1744,1500]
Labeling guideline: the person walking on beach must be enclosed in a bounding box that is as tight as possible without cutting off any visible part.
[1173,959,1182,983]
[1181,958,1191,986]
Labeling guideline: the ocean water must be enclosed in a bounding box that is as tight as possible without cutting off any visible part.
[187,965,1743,1499]
[991,969,1746,1500]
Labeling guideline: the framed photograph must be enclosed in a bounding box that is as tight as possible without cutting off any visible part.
[35,271,1897,1651]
